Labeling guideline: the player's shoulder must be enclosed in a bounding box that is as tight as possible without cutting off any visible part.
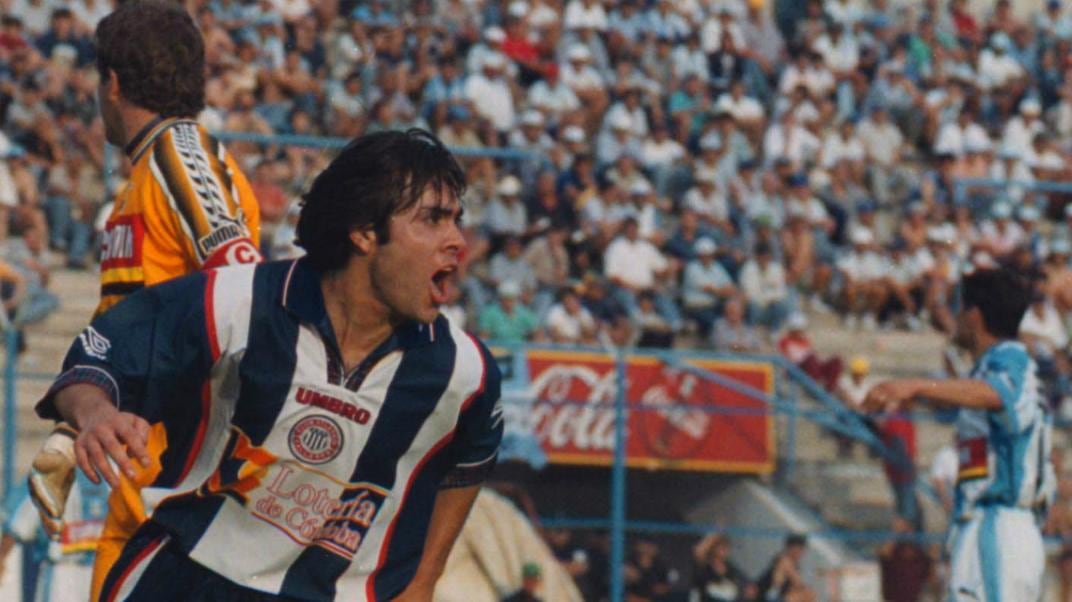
[985,340,1031,368]
[431,314,501,385]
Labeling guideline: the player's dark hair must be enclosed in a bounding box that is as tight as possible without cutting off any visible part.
[95,1,205,117]
[960,268,1032,339]
[296,129,466,272]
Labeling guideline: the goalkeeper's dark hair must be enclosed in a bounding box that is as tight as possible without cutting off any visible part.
[296,129,466,272]
[960,267,1033,340]
[95,1,205,118]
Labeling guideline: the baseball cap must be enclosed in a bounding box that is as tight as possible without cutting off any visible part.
[520,109,545,127]
[698,132,722,151]
[568,44,592,62]
[1018,204,1041,222]
[562,125,586,143]
[695,237,717,255]
[497,175,522,196]
[850,227,875,246]
[1021,97,1042,115]
[850,356,870,374]
[498,281,521,298]
[484,26,506,43]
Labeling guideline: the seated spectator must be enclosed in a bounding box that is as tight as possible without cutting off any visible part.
[635,291,675,348]
[739,241,791,333]
[756,535,815,602]
[682,238,737,337]
[477,281,540,344]
[711,295,763,353]
[4,226,57,327]
[623,538,677,602]
[690,534,754,602]
[546,286,598,345]
[485,177,529,249]
[836,227,887,330]
[778,313,843,392]
[604,217,681,332]
[1020,287,1071,403]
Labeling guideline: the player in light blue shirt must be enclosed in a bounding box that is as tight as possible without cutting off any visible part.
[864,268,1054,602]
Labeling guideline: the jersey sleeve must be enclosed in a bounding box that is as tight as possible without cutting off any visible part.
[147,126,262,270]
[35,272,214,421]
[981,346,1036,435]
[440,343,504,489]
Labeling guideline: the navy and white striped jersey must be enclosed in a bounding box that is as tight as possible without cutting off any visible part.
[37,259,503,601]
[955,341,1055,518]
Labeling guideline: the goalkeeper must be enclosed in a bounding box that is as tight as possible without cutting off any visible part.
[28,2,261,599]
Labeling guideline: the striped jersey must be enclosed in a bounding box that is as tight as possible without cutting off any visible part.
[99,116,261,315]
[38,259,503,600]
[955,341,1055,518]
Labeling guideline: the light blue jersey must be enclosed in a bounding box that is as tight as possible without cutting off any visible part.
[3,472,109,567]
[955,341,1055,518]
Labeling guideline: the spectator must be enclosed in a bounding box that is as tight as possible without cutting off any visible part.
[778,312,843,392]
[604,217,681,332]
[683,237,737,337]
[929,444,958,515]
[756,535,816,602]
[546,286,598,345]
[739,241,791,334]
[502,562,543,602]
[836,227,887,330]
[623,538,677,602]
[690,534,754,602]
[477,281,540,344]
[711,295,763,353]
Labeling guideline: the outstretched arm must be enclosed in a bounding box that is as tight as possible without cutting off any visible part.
[862,378,1003,413]
[53,384,151,487]
[394,485,482,601]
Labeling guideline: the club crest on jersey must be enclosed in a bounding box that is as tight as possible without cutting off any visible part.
[288,415,344,465]
[78,326,111,360]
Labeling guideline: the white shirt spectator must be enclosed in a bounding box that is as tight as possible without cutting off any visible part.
[528,80,581,119]
[564,0,608,31]
[821,131,865,169]
[641,137,686,169]
[671,45,710,82]
[978,220,1025,257]
[934,121,988,156]
[604,236,669,290]
[684,186,730,222]
[484,199,528,236]
[70,0,112,30]
[763,122,821,166]
[683,260,734,309]
[1020,302,1069,351]
[837,250,886,282]
[464,72,515,132]
[739,259,788,305]
[10,0,51,35]
[700,17,745,53]
[825,0,864,26]
[561,62,605,92]
[813,32,860,72]
[604,103,649,138]
[857,117,904,166]
[716,93,765,123]
[546,303,597,342]
[1002,116,1045,159]
[977,49,1025,90]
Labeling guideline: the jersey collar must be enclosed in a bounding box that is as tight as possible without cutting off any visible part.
[281,258,435,351]
[123,116,197,163]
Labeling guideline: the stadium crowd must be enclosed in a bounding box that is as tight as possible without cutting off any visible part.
[4,0,1072,600]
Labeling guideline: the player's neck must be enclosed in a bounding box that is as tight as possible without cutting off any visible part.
[118,107,163,150]
[970,332,1001,361]
[321,266,395,372]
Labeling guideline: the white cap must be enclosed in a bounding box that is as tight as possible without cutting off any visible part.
[1052,238,1072,255]
[629,179,653,196]
[991,201,1012,219]
[1021,97,1042,115]
[520,110,545,127]
[699,132,722,151]
[508,1,529,18]
[484,26,506,43]
[608,111,632,131]
[567,44,592,61]
[964,130,992,153]
[1018,204,1041,222]
[850,227,875,246]
[497,175,522,196]
[695,237,717,255]
[498,280,521,298]
[787,312,808,330]
[926,225,951,244]
[562,125,586,143]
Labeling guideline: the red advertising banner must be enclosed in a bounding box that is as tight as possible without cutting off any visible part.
[527,350,775,474]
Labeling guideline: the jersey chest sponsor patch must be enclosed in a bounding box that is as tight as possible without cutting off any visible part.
[958,436,988,482]
[100,214,146,270]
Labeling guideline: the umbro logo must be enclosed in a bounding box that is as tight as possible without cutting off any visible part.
[78,327,111,361]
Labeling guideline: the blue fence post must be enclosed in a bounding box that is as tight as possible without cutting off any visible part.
[3,329,17,499]
[609,351,628,602]
[784,392,797,482]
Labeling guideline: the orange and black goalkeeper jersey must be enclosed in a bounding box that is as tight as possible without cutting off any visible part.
[97,117,261,315]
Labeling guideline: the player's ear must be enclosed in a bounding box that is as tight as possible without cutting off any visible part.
[348,227,377,255]
[105,68,122,103]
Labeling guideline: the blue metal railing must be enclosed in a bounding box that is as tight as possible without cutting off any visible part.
[952,177,1072,208]
[211,130,542,160]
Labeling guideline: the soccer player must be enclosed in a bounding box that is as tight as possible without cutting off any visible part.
[28,0,261,588]
[863,268,1055,602]
[36,130,502,601]
[1,472,110,602]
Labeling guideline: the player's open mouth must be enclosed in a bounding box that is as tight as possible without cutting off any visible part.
[430,265,456,305]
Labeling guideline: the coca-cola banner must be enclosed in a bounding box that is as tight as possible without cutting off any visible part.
[523,350,775,474]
